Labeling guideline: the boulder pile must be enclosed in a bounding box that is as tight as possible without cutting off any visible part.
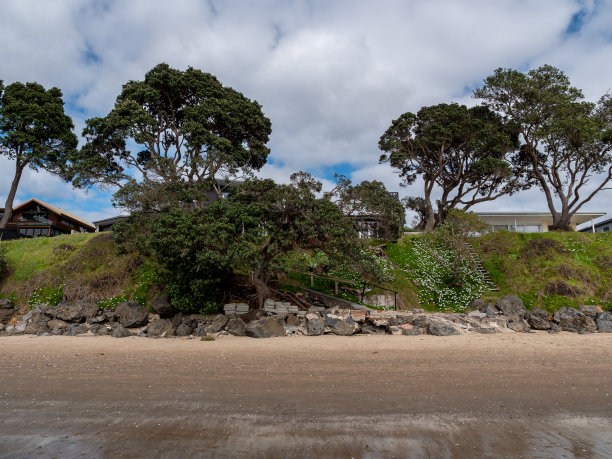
[0,294,610,339]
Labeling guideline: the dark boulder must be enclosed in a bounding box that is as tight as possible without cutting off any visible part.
[208,315,229,334]
[64,323,89,336]
[553,306,581,323]
[241,309,263,323]
[54,302,100,323]
[89,323,111,335]
[561,316,598,333]
[111,324,132,338]
[496,295,525,317]
[305,315,324,336]
[150,294,177,318]
[286,314,300,327]
[193,323,209,337]
[147,319,176,337]
[596,312,612,333]
[361,324,387,335]
[507,318,530,332]
[412,315,428,329]
[469,299,486,311]
[527,308,551,330]
[47,319,69,335]
[0,308,14,324]
[25,313,50,334]
[0,298,14,309]
[579,305,600,318]
[245,317,286,338]
[115,302,148,328]
[175,324,193,336]
[325,316,358,336]
[226,318,247,336]
[427,320,460,336]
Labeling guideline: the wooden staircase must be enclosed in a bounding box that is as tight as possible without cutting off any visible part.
[465,242,499,291]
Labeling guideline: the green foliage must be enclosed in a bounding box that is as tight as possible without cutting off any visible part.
[29,282,64,307]
[329,176,406,240]
[475,65,612,229]
[379,103,525,230]
[0,81,77,228]
[70,63,272,212]
[97,264,161,309]
[0,242,8,277]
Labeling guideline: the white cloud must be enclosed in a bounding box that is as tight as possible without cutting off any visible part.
[0,0,610,220]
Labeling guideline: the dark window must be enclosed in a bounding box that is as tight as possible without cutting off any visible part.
[603,226,610,232]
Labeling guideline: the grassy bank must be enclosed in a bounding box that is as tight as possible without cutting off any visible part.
[0,233,161,311]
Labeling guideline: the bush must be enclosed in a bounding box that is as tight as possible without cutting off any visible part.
[0,242,8,277]
[29,282,64,307]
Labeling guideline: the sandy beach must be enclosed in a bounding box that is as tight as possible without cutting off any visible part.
[1,332,612,457]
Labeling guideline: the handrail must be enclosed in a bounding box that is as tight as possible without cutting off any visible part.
[288,269,399,310]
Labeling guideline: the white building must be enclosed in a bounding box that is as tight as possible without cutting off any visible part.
[475,212,606,233]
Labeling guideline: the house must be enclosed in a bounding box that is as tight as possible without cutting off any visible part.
[475,211,606,233]
[92,216,130,232]
[579,216,612,233]
[0,198,95,238]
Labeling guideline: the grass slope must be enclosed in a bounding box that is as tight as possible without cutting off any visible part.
[0,233,159,310]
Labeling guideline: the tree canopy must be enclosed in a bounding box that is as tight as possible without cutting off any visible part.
[328,175,406,240]
[0,81,77,229]
[474,65,612,230]
[379,103,525,231]
[117,173,360,311]
[70,63,272,208]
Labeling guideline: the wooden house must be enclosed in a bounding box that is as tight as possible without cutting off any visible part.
[0,198,95,238]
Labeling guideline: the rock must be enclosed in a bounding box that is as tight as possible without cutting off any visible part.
[579,305,600,318]
[360,324,387,335]
[389,326,403,335]
[193,323,209,337]
[111,324,132,338]
[528,316,551,330]
[427,320,460,336]
[305,315,325,336]
[89,323,111,335]
[115,302,148,328]
[496,295,525,317]
[53,302,100,323]
[474,327,497,334]
[64,323,89,336]
[245,317,286,338]
[175,324,193,336]
[102,308,116,321]
[350,310,367,323]
[147,319,176,337]
[286,314,300,327]
[0,323,3,331]
[483,304,500,318]
[0,308,14,324]
[549,323,562,334]
[150,294,177,318]
[86,314,106,324]
[467,311,486,319]
[0,298,14,309]
[507,318,530,332]
[596,312,612,333]
[469,299,486,311]
[553,306,581,322]
[226,318,247,336]
[558,315,598,334]
[25,313,49,334]
[241,309,263,323]
[412,315,428,329]
[208,315,229,334]
[325,315,358,336]
[371,318,390,329]
[47,319,69,335]
[545,281,582,297]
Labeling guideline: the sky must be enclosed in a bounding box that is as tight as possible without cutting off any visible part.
[1,0,611,227]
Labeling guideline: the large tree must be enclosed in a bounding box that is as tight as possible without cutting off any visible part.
[0,81,77,229]
[70,63,272,209]
[474,65,612,230]
[379,103,526,231]
[121,173,359,311]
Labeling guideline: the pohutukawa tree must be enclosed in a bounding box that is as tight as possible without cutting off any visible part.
[474,65,612,230]
[70,63,272,210]
[379,103,528,231]
[0,81,77,229]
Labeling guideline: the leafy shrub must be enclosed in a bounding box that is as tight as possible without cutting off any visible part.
[29,282,64,307]
[0,242,8,277]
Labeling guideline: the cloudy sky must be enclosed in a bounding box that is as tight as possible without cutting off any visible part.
[1,0,611,227]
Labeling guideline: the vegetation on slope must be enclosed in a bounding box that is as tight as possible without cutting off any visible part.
[0,233,161,310]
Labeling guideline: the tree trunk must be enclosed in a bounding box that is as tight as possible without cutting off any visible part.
[552,211,572,231]
[0,161,25,230]
[423,185,435,232]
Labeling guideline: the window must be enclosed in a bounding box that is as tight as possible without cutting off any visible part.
[603,226,610,232]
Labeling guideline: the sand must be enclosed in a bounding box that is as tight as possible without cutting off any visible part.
[1,332,612,457]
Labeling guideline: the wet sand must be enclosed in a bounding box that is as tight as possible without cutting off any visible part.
[1,333,612,458]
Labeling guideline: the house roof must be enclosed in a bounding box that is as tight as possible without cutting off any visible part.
[475,211,606,225]
[2,198,95,231]
[92,215,129,226]
[579,216,612,231]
